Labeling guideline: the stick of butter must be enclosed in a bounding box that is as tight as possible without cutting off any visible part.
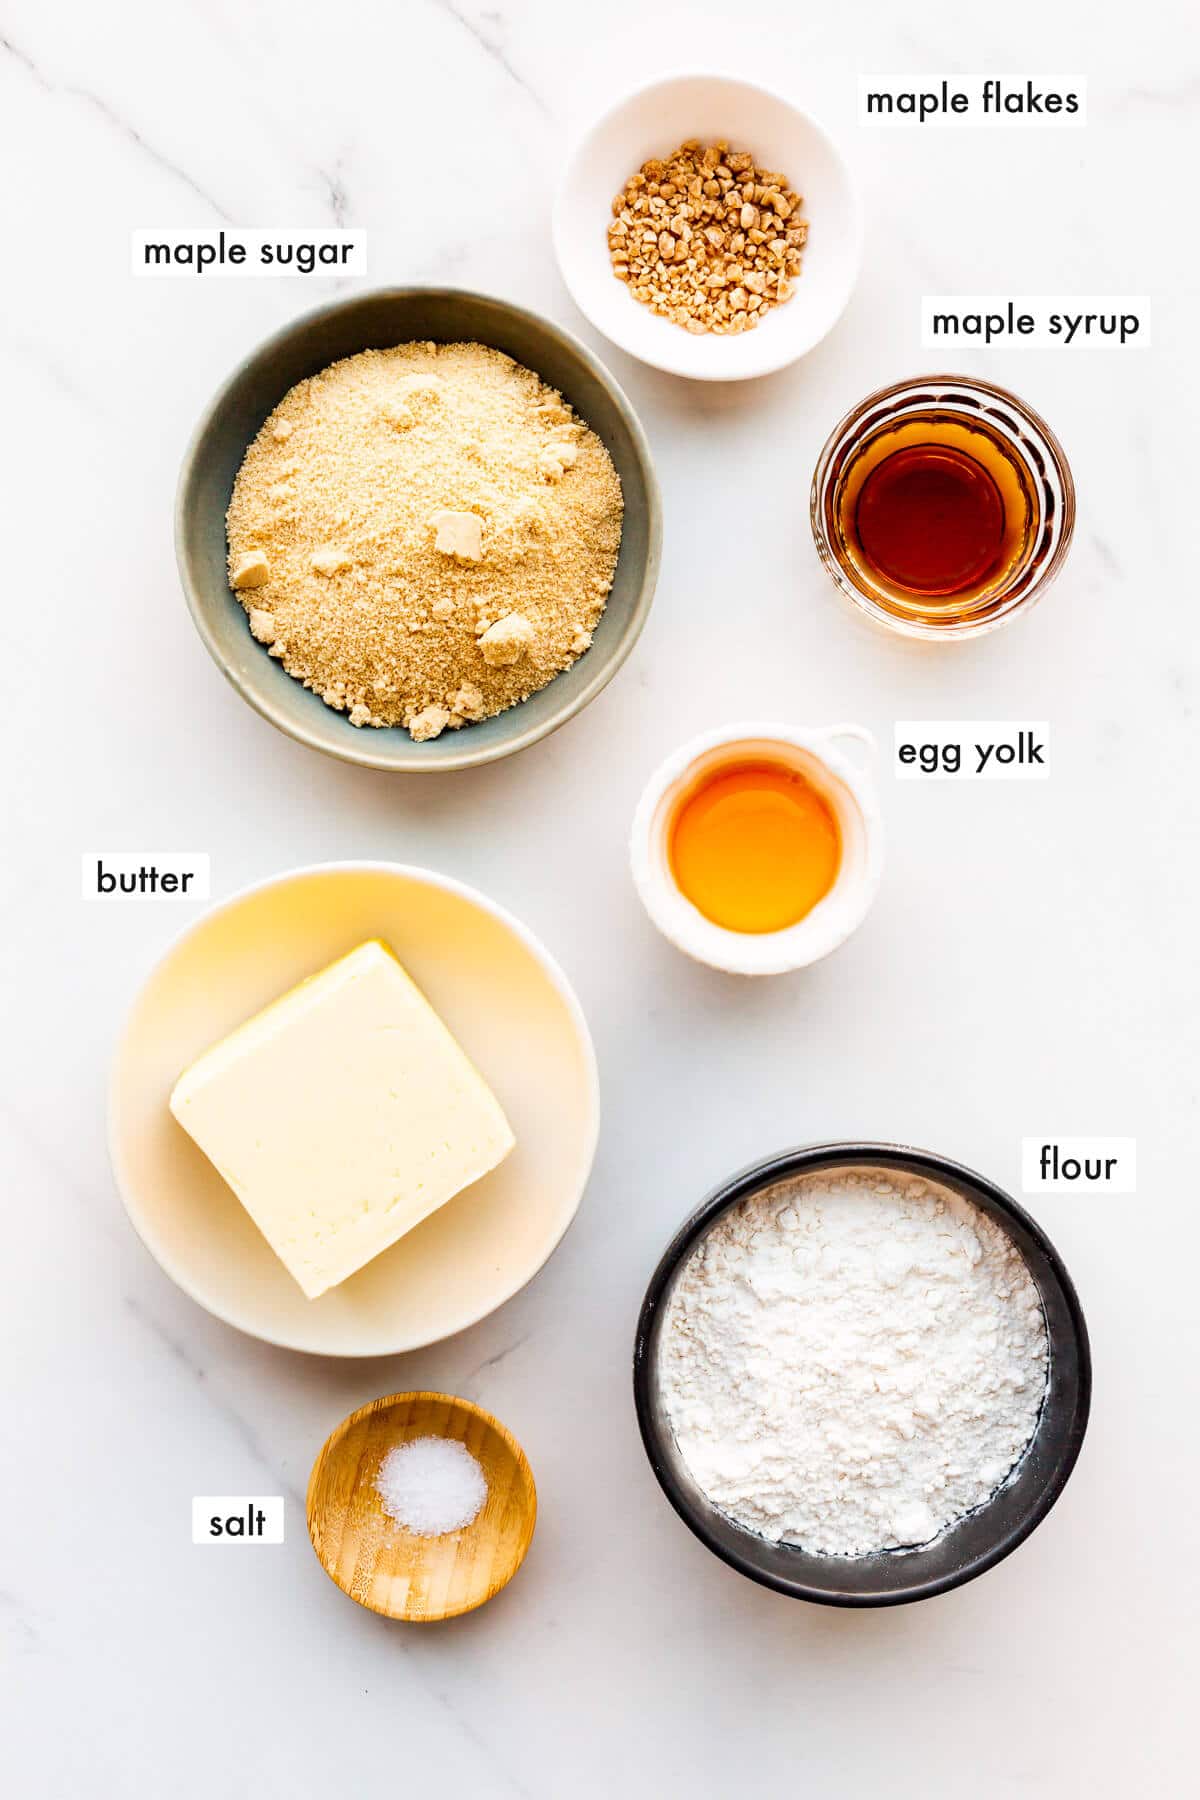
[170,940,515,1299]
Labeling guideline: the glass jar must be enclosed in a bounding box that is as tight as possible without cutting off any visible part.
[810,374,1075,640]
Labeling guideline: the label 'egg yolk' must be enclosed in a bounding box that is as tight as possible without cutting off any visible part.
[668,760,841,934]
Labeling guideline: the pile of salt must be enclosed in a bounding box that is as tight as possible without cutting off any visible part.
[375,1436,487,1536]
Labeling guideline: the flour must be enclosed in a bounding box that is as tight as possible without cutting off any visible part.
[659,1168,1048,1556]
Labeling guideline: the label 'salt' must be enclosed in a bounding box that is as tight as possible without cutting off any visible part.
[192,1496,285,1544]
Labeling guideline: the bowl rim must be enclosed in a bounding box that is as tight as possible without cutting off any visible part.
[107,859,601,1356]
[633,1141,1092,1606]
[552,69,864,381]
[175,285,662,772]
[305,1389,538,1621]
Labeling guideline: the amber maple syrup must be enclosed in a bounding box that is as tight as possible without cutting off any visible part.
[834,413,1039,624]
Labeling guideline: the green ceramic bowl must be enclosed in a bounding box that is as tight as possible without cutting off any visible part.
[176,288,662,771]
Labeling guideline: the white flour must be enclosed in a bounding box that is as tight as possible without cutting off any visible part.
[659,1168,1048,1556]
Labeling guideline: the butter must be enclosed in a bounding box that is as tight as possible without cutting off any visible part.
[170,940,515,1299]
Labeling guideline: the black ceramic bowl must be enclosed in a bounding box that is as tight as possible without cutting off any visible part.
[176,287,661,772]
[633,1143,1090,1607]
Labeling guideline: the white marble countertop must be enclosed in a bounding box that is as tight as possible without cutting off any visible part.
[3,1,1196,1793]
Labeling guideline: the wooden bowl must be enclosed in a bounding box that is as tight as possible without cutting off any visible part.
[306,1392,537,1621]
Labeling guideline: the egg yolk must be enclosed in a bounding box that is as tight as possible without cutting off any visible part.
[668,760,841,934]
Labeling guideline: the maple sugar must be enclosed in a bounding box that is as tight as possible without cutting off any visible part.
[226,342,623,740]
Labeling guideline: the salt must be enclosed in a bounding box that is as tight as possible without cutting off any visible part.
[375,1436,487,1536]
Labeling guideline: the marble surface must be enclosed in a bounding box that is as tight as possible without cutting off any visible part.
[3,0,1197,1793]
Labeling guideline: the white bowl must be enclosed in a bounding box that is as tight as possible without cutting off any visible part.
[630,724,884,975]
[554,73,862,381]
[109,863,599,1356]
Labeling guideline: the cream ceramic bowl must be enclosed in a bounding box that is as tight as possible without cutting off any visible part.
[630,724,884,975]
[553,73,862,380]
[109,863,599,1355]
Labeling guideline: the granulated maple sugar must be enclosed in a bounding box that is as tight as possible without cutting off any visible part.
[226,342,623,740]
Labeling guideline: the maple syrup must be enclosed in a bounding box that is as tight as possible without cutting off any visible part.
[811,378,1076,638]
[837,414,1036,619]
